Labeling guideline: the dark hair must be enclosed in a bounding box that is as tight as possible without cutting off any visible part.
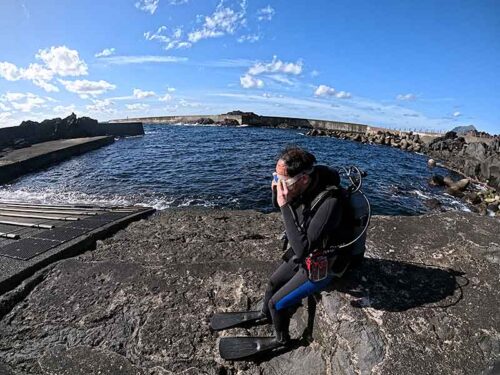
[276,145,317,177]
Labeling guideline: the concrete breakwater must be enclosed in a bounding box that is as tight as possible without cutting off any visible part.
[110,112,370,134]
[0,114,145,186]
[0,113,143,151]
[0,137,114,185]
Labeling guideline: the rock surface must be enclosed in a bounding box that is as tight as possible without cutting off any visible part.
[0,208,499,374]
[423,132,500,190]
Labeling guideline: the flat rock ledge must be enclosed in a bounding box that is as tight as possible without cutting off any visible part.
[0,208,499,375]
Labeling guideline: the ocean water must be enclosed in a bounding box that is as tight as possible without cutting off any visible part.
[0,124,469,216]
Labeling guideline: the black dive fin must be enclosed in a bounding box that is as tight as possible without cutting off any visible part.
[219,336,282,360]
[210,311,265,331]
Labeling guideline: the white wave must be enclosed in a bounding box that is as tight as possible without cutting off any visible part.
[0,188,222,211]
[410,189,432,199]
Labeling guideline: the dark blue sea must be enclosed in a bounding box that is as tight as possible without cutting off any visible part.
[0,124,471,216]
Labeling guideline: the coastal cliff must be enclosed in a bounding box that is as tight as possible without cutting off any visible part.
[0,208,498,374]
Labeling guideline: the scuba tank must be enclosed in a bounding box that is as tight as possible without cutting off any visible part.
[339,166,370,259]
[348,190,369,258]
[304,165,371,280]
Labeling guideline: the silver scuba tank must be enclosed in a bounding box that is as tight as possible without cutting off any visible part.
[348,190,369,257]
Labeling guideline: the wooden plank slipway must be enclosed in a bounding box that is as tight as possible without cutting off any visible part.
[0,201,155,295]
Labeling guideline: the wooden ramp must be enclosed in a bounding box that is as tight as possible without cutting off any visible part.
[0,201,155,294]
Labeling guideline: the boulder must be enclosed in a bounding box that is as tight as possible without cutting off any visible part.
[446,187,464,198]
[217,119,239,126]
[465,192,482,205]
[197,117,215,125]
[424,198,442,210]
[429,174,446,187]
[487,203,499,213]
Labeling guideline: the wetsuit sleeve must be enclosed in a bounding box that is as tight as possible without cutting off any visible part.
[280,197,341,260]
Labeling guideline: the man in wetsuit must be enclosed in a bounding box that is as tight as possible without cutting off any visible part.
[262,146,349,344]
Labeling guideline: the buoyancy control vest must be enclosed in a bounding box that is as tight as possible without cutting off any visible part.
[293,165,371,279]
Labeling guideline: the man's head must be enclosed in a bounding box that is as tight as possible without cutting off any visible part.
[274,146,316,199]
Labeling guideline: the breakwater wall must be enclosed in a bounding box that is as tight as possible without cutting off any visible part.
[0,137,115,185]
[0,114,143,150]
[115,115,243,125]
[110,114,370,134]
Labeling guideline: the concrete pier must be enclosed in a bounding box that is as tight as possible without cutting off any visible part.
[110,113,370,134]
[0,202,154,297]
[0,136,114,185]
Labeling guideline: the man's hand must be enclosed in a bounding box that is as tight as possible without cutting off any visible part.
[276,179,289,207]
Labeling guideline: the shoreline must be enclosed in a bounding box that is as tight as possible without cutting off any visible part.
[0,207,498,374]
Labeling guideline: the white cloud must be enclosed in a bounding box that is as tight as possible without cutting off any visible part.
[86,99,115,113]
[452,111,461,117]
[126,103,150,110]
[0,102,10,111]
[1,92,27,102]
[0,111,12,126]
[59,79,116,98]
[178,98,202,108]
[166,87,176,92]
[336,91,352,99]
[187,1,247,43]
[240,74,264,89]
[36,46,88,76]
[95,48,116,58]
[133,88,156,99]
[0,62,22,80]
[267,74,294,85]
[53,104,77,115]
[396,93,416,101]
[168,0,188,4]
[98,55,188,64]
[257,5,275,21]
[159,93,173,102]
[315,84,336,97]
[144,26,192,50]
[33,80,59,92]
[0,62,58,92]
[314,85,351,99]
[248,56,302,76]
[135,0,159,14]
[237,34,260,43]
[0,46,87,92]
[9,93,46,112]
[310,70,320,77]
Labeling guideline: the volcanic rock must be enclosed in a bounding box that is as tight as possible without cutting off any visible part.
[0,209,498,374]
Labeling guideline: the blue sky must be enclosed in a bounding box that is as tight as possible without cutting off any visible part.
[0,0,499,133]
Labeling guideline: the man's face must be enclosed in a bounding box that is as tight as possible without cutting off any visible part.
[274,159,306,199]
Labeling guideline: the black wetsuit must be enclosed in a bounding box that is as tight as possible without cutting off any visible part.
[263,165,352,337]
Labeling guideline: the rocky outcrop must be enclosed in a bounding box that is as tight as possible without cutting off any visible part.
[306,129,425,153]
[0,208,498,374]
[216,118,240,126]
[423,132,500,190]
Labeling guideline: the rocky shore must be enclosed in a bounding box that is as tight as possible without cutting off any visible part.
[424,131,500,190]
[306,128,500,215]
[0,208,498,374]
[306,128,425,152]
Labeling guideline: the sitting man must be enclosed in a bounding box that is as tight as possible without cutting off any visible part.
[262,145,359,344]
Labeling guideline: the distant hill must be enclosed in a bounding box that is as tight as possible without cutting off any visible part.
[450,125,476,134]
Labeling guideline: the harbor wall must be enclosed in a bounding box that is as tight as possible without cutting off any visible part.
[111,114,369,133]
[0,117,143,150]
[0,137,115,185]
